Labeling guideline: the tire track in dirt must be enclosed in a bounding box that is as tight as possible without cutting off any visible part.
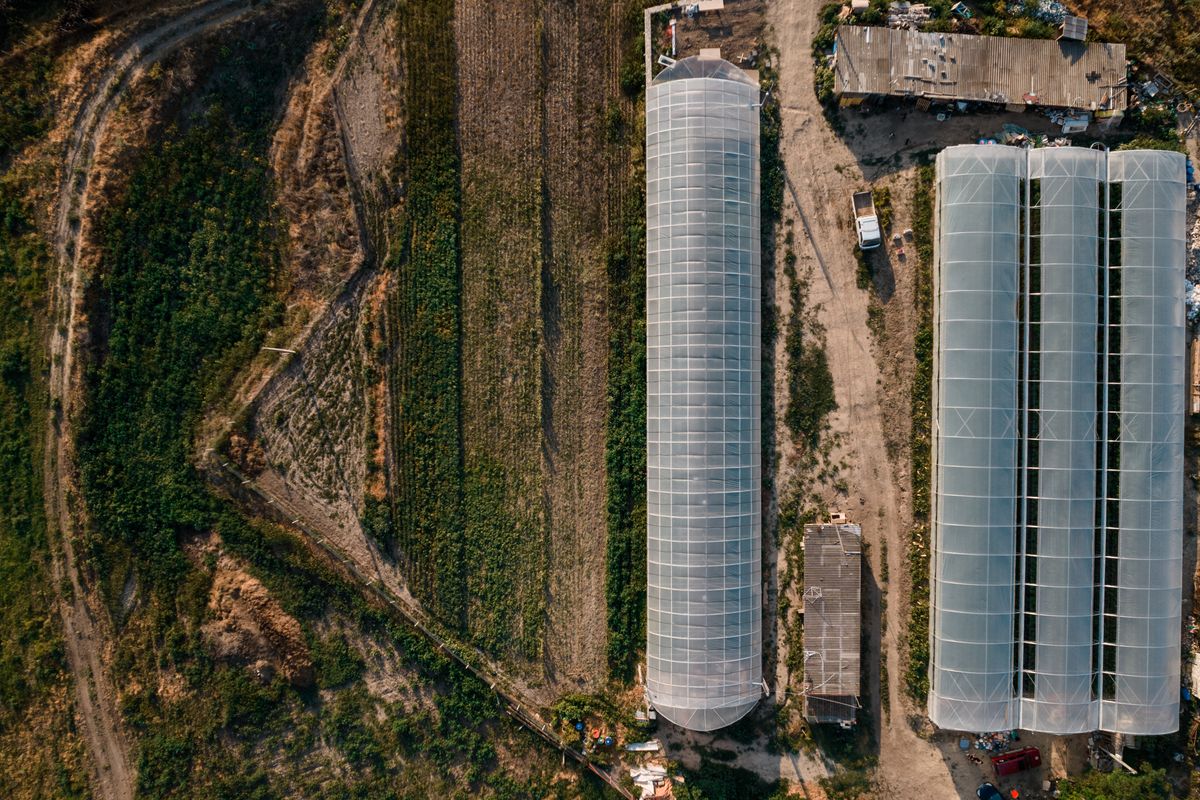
[42,4,263,798]
[769,0,960,794]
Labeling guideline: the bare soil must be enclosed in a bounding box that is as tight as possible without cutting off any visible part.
[766,0,1023,794]
[671,0,767,66]
[537,0,622,692]
[189,534,316,688]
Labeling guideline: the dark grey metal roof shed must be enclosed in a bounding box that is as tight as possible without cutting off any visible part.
[833,26,1127,111]
[802,523,862,725]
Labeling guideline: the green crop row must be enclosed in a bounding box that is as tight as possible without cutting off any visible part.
[382,0,467,629]
[603,1,650,682]
[904,164,935,702]
[604,184,648,681]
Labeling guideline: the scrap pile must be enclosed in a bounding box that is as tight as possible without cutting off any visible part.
[630,765,673,799]
[1187,213,1200,324]
[887,1,932,28]
[1007,0,1067,23]
[972,730,1018,753]
[1044,109,1090,133]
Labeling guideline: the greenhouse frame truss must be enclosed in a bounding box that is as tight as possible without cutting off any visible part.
[929,144,1186,735]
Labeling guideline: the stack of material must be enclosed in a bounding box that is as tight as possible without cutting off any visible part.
[887,1,932,28]
[630,765,670,799]
[1186,216,1200,323]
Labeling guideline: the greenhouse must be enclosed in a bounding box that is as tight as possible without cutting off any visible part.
[929,145,1186,735]
[644,55,763,732]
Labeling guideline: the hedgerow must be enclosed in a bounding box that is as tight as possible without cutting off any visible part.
[904,164,935,702]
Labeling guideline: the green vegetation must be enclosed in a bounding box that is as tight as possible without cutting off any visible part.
[674,760,790,800]
[79,99,284,587]
[819,768,877,800]
[604,0,649,682]
[760,49,784,504]
[784,275,837,451]
[70,10,588,796]
[383,0,467,630]
[871,185,892,234]
[1095,11,1200,95]
[0,21,89,794]
[904,164,935,702]
[604,139,648,682]
[0,115,90,800]
[1058,765,1173,800]
[311,632,366,689]
[0,51,53,164]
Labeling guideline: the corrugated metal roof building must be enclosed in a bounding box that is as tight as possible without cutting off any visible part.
[802,523,862,725]
[833,26,1127,111]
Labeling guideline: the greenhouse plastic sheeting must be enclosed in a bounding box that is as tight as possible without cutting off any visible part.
[1102,150,1186,735]
[1020,147,1104,734]
[644,56,762,733]
[929,145,1186,736]
[930,145,1024,733]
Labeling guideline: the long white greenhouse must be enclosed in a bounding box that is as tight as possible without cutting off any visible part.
[930,144,1186,735]
[644,55,763,732]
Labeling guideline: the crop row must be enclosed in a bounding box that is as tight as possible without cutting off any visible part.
[382,0,467,629]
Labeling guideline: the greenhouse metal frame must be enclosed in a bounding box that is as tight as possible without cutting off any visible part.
[644,56,763,732]
[929,145,1186,735]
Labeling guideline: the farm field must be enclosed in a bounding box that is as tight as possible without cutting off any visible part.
[0,0,645,796]
[0,0,1197,796]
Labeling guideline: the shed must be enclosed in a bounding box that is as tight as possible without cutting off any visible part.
[1059,15,1087,41]
[801,522,862,725]
[832,25,1126,111]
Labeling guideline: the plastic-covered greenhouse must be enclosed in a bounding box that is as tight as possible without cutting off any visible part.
[644,55,762,732]
[929,145,1186,735]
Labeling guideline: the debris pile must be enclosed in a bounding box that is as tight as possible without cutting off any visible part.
[1186,214,1200,324]
[887,1,932,28]
[1007,0,1068,23]
[972,730,1017,753]
[630,764,673,799]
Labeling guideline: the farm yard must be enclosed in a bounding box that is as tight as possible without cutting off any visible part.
[0,0,1197,796]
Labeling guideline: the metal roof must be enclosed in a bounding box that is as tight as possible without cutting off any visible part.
[802,523,862,723]
[833,25,1126,110]
[1060,15,1087,41]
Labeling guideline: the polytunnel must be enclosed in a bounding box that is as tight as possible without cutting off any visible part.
[929,144,1186,735]
[644,55,762,732]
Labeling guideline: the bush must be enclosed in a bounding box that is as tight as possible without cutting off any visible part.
[136,735,194,799]
[312,633,366,689]
[1058,766,1173,800]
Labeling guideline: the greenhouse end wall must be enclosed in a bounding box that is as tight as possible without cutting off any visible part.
[644,56,762,733]
[929,145,1186,736]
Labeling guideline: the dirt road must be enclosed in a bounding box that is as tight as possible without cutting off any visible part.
[768,0,962,795]
[42,3,264,798]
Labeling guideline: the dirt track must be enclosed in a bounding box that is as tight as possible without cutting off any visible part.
[41,3,265,798]
[768,0,963,794]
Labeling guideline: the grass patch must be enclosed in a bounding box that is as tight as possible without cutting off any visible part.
[784,275,836,451]
[675,759,790,800]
